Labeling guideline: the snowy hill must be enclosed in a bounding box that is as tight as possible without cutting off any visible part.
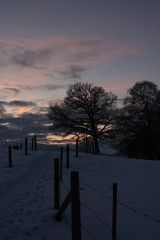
[0,144,160,240]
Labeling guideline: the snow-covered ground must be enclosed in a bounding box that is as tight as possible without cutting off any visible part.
[0,143,160,240]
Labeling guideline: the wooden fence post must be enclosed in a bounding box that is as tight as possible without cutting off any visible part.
[54,158,60,209]
[112,183,117,240]
[71,171,81,240]
[60,147,63,181]
[92,139,95,153]
[66,144,70,168]
[85,137,88,153]
[34,135,37,151]
[31,137,34,151]
[55,191,71,222]
[76,139,79,158]
[25,137,28,155]
[8,146,12,168]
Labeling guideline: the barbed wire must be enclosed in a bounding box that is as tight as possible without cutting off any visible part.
[79,180,112,201]
[62,171,70,179]
[80,178,160,224]
[117,199,160,224]
[81,224,96,240]
[81,201,122,240]
[64,212,96,240]
[81,201,112,232]
[61,158,160,226]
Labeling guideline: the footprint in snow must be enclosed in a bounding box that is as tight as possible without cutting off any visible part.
[8,219,15,224]
[24,230,33,237]
[19,208,24,213]
[34,199,38,203]
[32,225,39,231]
[40,235,47,240]
[26,210,32,215]
[18,218,23,223]
[42,218,48,223]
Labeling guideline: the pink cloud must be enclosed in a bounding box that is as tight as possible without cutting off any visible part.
[0,37,141,105]
[0,37,140,70]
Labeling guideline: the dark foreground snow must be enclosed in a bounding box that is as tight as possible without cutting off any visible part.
[0,144,160,240]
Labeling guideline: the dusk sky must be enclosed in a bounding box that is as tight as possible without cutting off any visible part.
[0,0,160,117]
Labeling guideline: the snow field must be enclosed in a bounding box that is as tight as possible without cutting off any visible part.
[57,151,160,240]
[0,144,160,240]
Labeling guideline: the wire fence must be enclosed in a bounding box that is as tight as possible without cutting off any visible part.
[54,144,160,240]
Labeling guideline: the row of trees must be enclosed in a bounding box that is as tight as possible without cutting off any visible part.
[48,81,160,159]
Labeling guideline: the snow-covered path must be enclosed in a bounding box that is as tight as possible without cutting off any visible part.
[0,150,55,240]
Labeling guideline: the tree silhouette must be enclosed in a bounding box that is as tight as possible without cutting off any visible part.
[117,81,160,159]
[0,105,5,115]
[48,82,117,153]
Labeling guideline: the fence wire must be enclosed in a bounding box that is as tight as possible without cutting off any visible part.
[81,224,97,240]
[117,199,160,224]
[58,149,160,240]
[79,180,112,200]
[81,201,122,240]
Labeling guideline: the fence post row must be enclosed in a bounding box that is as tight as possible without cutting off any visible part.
[54,158,60,209]
[25,137,28,155]
[31,137,34,151]
[8,146,12,168]
[66,144,70,168]
[112,183,117,240]
[71,171,81,240]
[34,135,37,151]
[60,147,63,182]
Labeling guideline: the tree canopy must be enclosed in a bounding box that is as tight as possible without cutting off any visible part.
[117,81,160,159]
[48,82,117,153]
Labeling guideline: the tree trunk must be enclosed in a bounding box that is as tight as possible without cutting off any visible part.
[93,136,100,154]
[91,122,100,154]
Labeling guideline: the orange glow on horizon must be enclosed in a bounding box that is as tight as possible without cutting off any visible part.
[12,107,32,117]
[46,134,76,145]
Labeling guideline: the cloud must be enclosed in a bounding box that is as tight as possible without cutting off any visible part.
[42,84,65,90]
[3,87,21,95]
[0,85,22,99]
[0,112,50,141]
[0,100,36,107]
[9,100,36,107]
[22,84,65,91]
[0,38,140,70]
[59,65,86,80]
[0,38,107,73]
[11,48,53,68]
[0,82,65,95]
[0,37,141,105]
[0,38,140,89]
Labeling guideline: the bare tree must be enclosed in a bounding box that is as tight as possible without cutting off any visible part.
[48,82,117,153]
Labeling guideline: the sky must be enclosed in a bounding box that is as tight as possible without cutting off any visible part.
[0,0,160,138]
